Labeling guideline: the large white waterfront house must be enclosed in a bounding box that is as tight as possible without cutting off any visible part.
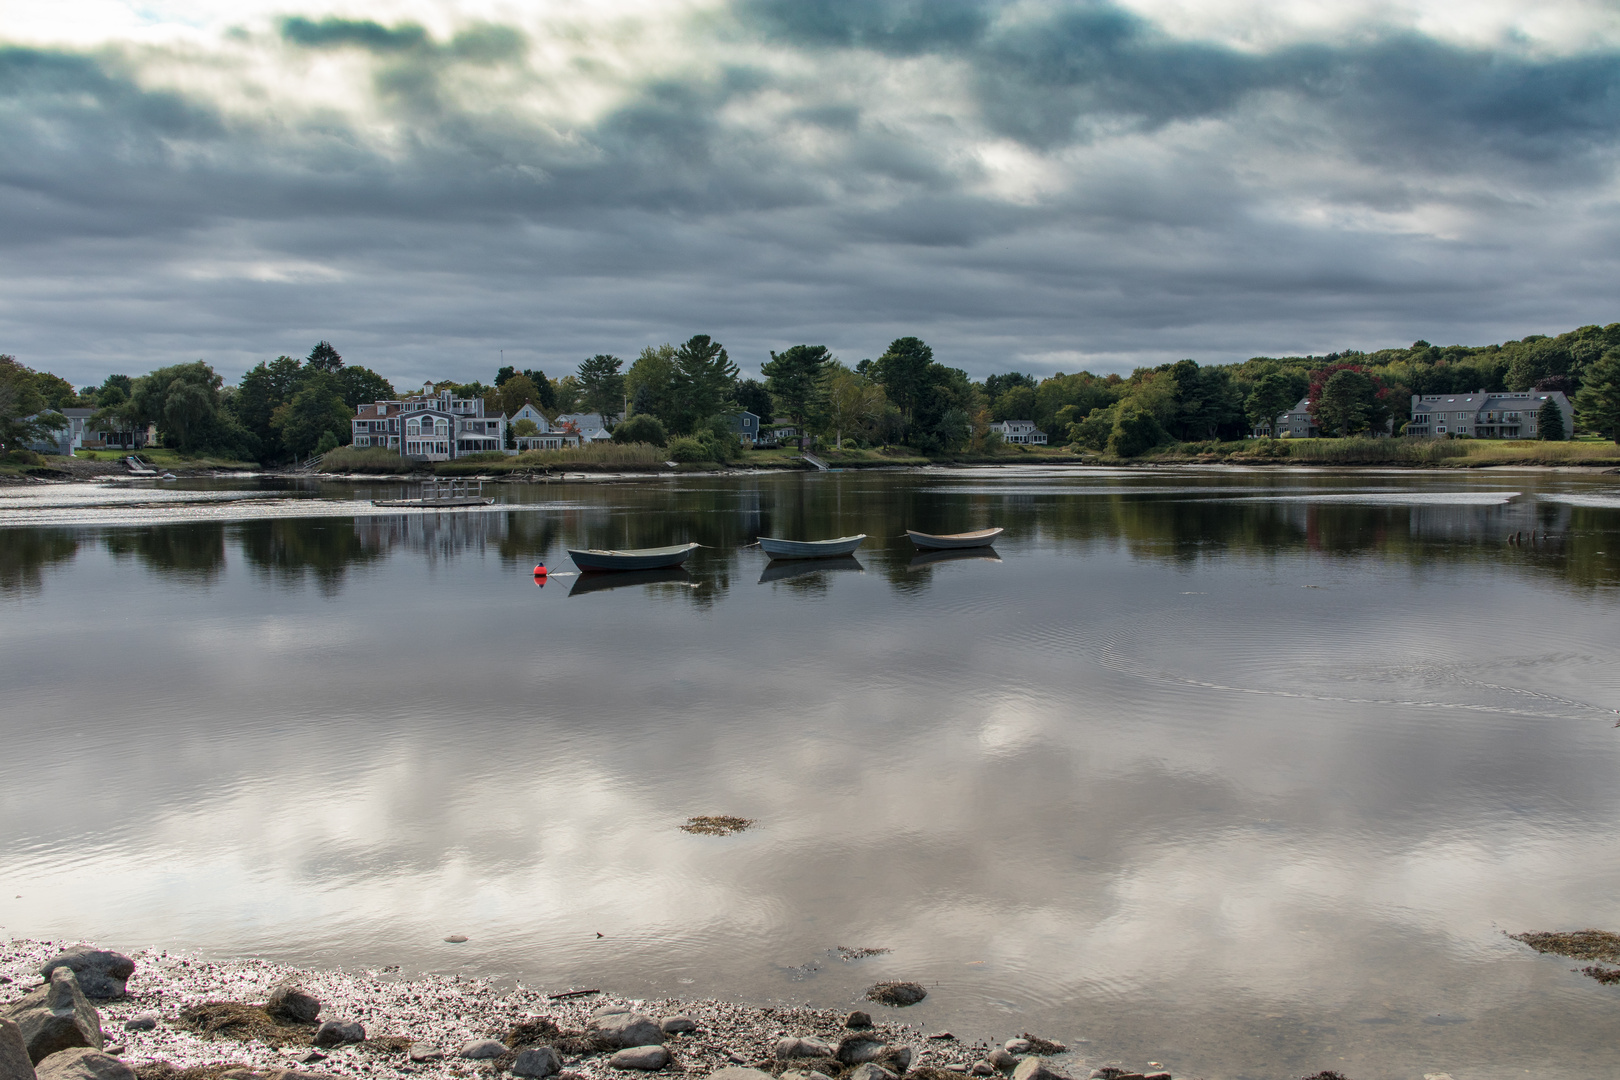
[992,419,1047,444]
[351,389,508,462]
[1405,390,1573,439]
[509,401,583,451]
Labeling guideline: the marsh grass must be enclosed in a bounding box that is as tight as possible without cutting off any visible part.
[317,446,421,473]
[1144,437,1620,466]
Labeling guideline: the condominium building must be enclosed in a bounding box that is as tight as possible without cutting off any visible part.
[1406,390,1572,439]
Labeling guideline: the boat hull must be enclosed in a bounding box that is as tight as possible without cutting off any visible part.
[568,542,700,572]
[757,534,866,560]
[906,527,1004,550]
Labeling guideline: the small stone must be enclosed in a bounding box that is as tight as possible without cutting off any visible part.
[775,1038,833,1061]
[988,1049,1018,1071]
[444,935,469,944]
[458,1039,508,1060]
[0,1020,32,1080]
[37,953,135,1002]
[658,1017,696,1035]
[847,1065,896,1080]
[971,1064,995,1077]
[297,1053,326,1065]
[865,982,927,1007]
[2,968,104,1064]
[1144,1074,1171,1080]
[608,1046,669,1071]
[1011,1059,1069,1080]
[844,1012,872,1030]
[706,1069,773,1080]
[121,1015,158,1033]
[34,1049,135,1080]
[1004,1041,1032,1055]
[589,1012,663,1049]
[265,981,321,1025]
[944,1067,969,1075]
[513,1048,561,1078]
[313,1020,364,1048]
[928,1032,956,1041]
[408,1044,443,1063]
[101,1046,122,1057]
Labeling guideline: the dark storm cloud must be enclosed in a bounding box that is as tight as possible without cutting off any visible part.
[1,1,1619,387]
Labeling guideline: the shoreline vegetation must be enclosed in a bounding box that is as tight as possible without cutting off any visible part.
[0,939,1185,1080]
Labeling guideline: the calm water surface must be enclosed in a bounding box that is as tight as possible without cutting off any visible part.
[4,466,1620,1080]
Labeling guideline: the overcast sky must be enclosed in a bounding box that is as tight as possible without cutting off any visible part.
[4,0,1620,389]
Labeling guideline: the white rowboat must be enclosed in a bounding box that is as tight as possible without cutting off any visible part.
[757,534,866,560]
[906,527,1004,550]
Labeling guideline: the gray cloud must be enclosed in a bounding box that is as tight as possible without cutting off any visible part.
[1,2,1618,388]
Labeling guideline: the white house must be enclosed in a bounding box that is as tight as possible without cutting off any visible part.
[509,401,582,451]
[351,389,507,462]
[991,419,1047,445]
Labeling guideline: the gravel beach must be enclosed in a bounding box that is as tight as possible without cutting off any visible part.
[0,940,1147,1080]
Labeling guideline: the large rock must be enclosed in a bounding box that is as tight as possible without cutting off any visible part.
[873,1047,911,1074]
[37,953,134,1002]
[0,1020,33,1080]
[33,1050,134,1080]
[265,982,321,1025]
[589,1012,663,1049]
[775,1038,833,1060]
[1011,1059,1069,1080]
[313,1021,363,1048]
[844,1012,872,1030]
[834,1037,885,1066]
[513,1048,560,1078]
[407,1045,442,1064]
[119,1016,157,1034]
[988,1049,1018,1071]
[608,1046,669,1071]
[2,970,104,1064]
[659,1017,697,1035]
[848,1065,897,1080]
[458,1039,507,1060]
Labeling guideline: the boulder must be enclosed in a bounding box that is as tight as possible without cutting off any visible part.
[458,1040,508,1060]
[847,1066,896,1080]
[0,1020,33,1080]
[844,1012,872,1030]
[988,1049,1018,1071]
[873,1048,911,1074]
[835,1037,884,1066]
[120,1016,157,1034]
[312,1021,364,1048]
[33,1050,134,1080]
[407,1045,442,1064]
[865,983,926,1008]
[774,1038,833,1061]
[591,1005,631,1019]
[1011,1059,1069,1080]
[658,1017,697,1035]
[513,1048,560,1078]
[589,1012,663,1049]
[2,969,104,1064]
[971,1063,994,1076]
[706,1069,772,1080]
[608,1046,668,1071]
[37,954,134,1002]
[265,982,321,1025]
[1003,1041,1032,1055]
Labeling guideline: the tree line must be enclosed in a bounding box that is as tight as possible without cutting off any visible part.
[5,320,1620,463]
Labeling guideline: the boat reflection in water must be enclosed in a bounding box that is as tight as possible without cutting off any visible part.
[909,546,1001,568]
[757,554,864,585]
[568,565,694,597]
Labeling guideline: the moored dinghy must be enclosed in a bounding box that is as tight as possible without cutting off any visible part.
[568,542,700,572]
[906,527,1004,550]
[757,534,866,560]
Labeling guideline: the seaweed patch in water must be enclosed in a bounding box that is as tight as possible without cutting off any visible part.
[1509,929,1620,963]
[1581,965,1620,984]
[681,816,754,836]
[866,981,927,1006]
[836,946,891,961]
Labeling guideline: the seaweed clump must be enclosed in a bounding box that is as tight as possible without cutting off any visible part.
[177,1002,315,1047]
[505,1018,562,1048]
[681,816,754,836]
[836,947,890,961]
[1581,965,1620,985]
[1509,930,1620,963]
[1300,1073,1351,1080]
[136,1063,258,1080]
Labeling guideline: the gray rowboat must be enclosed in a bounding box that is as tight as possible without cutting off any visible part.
[757,534,866,560]
[906,527,1004,550]
[568,542,700,572]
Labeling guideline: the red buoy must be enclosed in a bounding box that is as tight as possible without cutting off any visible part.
[533,564,547,576]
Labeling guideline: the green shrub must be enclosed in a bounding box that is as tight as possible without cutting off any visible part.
[666,436,711,463]
[315,430,340,455]
[1107,408,1168,457]
[614,414,668,446]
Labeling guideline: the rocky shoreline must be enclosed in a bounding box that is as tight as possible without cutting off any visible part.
[0,942,1174,1080]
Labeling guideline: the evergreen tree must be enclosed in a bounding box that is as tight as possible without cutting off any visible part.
[1575,350,1620,443]
[1536,398,1566,440]
[306,341,344,373]
[761,344,832,431]
[671,335,738,434]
